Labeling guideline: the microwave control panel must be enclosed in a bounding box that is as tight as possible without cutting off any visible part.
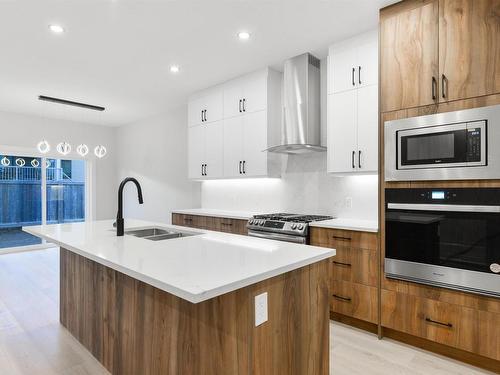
[466,121,485,162]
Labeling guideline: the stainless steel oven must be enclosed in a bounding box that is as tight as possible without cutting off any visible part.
[385,104,500,181]
[385,188,500,298]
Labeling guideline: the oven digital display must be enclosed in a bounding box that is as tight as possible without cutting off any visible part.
[263,221,285,229]
[431,191,445,199]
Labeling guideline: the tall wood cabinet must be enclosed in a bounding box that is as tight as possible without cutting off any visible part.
[379,1,500,371]
[380,0,500,112]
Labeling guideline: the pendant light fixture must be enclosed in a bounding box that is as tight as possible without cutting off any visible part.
[1,157,10,166]
[56,142,72,156]
[37,140,51,154]
[94,145,107,158]
[31,159,40,168]
[15,158,26,167]
[76,144,89,157]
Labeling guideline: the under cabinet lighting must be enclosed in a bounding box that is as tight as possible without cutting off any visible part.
[49,24,65,34]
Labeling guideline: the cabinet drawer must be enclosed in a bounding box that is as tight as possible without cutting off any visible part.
[331,281,378,324]
[330,247,377,287]
[214,218,248,235]
[172,214,205,229]
[381,290,500,360]
[310,227,377,250]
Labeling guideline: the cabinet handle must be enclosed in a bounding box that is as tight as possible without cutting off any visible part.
[441,74,447,99]
[352,151,355,169]
[358,150,361,169]
[432,76,437,100]
[352,68,355,86]
[239,161,242,174]
[201,110,204,122]
[358,66,361,85]
[239,99,242,113]
[332,235,352,241]
[332,294,352,302]
[204,110,207,122]
[184,218,193,222]
[201,164,204,176]
[221,222,233,226]
[243,160,246,174]
[332,260,352,267]
[425,317,453,328]
[242,98,246,112]
[204,164,207,176]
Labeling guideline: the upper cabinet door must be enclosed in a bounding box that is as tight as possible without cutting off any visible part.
[203,89,224,124]
[188,125,205,179]
[380,1,439,112]
[223,117,244,178]
[223,79,244,119]
[204,121,224,178]
[327,91,358,173]
[439,0,500,102]
[330,44,358,94]
[356,85,378,172]
[188,97,204,127]
[242,70,268,113]
[356,32,379,88]
[242,110,268,177]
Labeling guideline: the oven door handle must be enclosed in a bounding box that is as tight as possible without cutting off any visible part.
[247,230,306,244]
[387,203,500,213]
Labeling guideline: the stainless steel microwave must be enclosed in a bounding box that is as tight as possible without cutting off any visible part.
[385,105,500,181]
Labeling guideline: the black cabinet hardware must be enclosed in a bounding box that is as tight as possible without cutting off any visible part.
[425,317,453,328]
[332,260,352,267]
[441,74,447,99]
[432,76,437,100]
[201,110,204,122]
[332,235,352,241]
[221,222,233,226]
[242,98,246,112]
[358,66,361,85]
[352,68,355,86]
[239,99,242,113]
[242,160,246,174]
[239,161,242,174]
[358,150,361,169]
[332,294,352,302]
[352,151,355,169]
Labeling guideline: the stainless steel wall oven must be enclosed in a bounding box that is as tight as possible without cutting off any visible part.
[385,188,500,298]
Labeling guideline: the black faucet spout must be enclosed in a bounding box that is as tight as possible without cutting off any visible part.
[117,177,144,236]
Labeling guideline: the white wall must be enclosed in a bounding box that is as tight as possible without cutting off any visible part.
[0,110,117,220]
[201,152,378,220]
[115,107,200,224]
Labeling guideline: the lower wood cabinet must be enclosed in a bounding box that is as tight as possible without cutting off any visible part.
[310,227,379,324]
[381,289,500,361]
[331,280,378,324]
[172,213,248,235]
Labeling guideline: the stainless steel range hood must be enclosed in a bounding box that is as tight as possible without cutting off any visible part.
[267,53,325,154]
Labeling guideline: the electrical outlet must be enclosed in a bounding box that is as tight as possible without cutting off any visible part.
[255,292,268,327]
[345,196,353,209]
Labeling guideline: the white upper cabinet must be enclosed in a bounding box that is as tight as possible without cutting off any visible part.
[188,87,223,127]
[327,29,378,174]
[188,67,281,180]
[328,30,378,94]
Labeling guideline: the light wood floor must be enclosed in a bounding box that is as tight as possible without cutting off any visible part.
[0,248,495,375]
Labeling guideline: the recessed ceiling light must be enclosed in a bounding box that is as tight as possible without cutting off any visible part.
[170,65,180,73]
[48,24,65,34]
[237,31,251,41]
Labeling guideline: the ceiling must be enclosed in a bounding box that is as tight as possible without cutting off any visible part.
[0,0,397,127]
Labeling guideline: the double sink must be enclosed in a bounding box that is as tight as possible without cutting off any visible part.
[125,227,198,241]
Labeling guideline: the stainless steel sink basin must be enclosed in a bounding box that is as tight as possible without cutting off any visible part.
[124,227,198,241]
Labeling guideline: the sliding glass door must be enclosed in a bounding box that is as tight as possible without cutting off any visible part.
[0,154,87,251]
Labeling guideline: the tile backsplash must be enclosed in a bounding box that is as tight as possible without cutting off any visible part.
[201,152,378,220]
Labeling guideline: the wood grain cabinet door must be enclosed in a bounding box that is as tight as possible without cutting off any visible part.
[439,0,500,102]
[380,0,439,112]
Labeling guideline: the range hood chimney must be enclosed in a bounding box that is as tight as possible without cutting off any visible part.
[267,53,326,154]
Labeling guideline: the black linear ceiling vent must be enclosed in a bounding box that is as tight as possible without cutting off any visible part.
[38,95,105,111]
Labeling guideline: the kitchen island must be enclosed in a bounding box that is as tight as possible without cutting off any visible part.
[25,219,334,375]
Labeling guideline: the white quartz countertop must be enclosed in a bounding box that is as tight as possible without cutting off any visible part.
[310,218,379,233]
[171,208,260,220]
[24,219,334,304]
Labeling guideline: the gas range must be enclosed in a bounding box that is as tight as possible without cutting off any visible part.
[247,213,334,244]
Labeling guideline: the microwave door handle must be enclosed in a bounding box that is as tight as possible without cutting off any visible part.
[387,203,500,213]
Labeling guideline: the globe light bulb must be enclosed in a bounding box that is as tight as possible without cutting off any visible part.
[56,142,72,156]
[37,140,51,154]
[1,157,10,166]
[76,144,89,157]
[94,145,107,158]
[15,158,26,167]
[31,159,40,168]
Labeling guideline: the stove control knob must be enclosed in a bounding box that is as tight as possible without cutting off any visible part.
[291,223,297,230]
[249,219,254,225]
[259,220,265,226]
[298,224,304,230]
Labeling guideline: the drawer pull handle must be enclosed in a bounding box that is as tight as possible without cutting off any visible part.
[425,317,453,328]
[221,222,233,226]
[332,236,352,241]
[184,218,193,222]
[332,294,352,302]
[332,260,352,267]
